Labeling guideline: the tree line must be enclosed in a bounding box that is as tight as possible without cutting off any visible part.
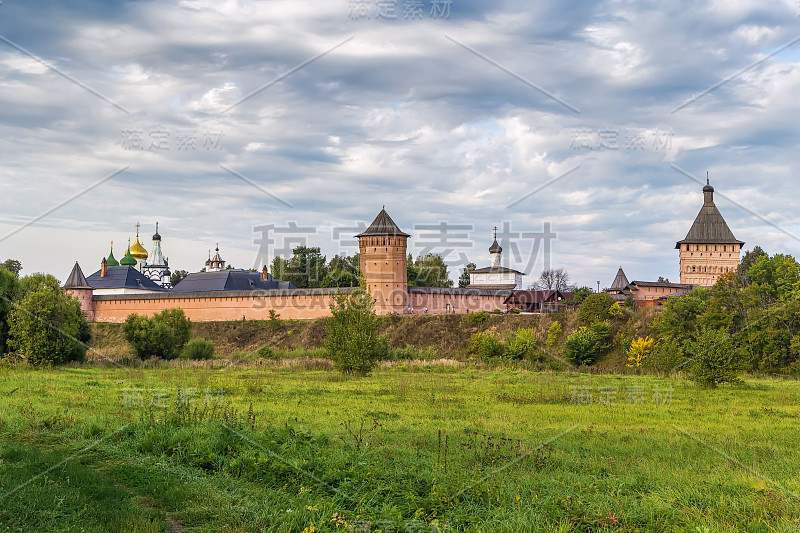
[269,246,459,288]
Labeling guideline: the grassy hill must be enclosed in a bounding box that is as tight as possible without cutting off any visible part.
[89,308,662,372]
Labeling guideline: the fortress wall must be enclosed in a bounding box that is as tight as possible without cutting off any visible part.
[86,287,513,322]
[407,288,509,314]
[90,289,355,322]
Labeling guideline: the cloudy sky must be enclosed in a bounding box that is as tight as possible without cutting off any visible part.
[1,0,799,288]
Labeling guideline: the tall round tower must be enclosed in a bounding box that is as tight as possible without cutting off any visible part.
[356,207,410,314]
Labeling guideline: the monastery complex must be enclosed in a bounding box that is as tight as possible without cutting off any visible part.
[63,180,743,321]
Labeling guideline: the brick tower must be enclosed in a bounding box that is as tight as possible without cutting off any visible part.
[676,178,744,287]
[356,208,410,314]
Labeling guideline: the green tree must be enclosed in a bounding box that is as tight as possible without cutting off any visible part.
[747,253,800,303]
[687,328,742,388]
[655,287,711,346]
[325,284,384,374]
[564,321,612,366]
[277,246,328,288]
[123,308,192,360]
[1,259,22,276]
[6,274,88,365]
[458,263,476,288]
[408,254,453,287]
[738,246,766,287]
[270,256,287,282]
[0,269,20,355]
[570,286,593,305]
[657,276,670,283]
[577,293,618,324]
[321,254,360,288]
[170,269,189,286]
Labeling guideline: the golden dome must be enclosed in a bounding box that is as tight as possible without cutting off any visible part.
[128,223,149,260]
[129,238,148,260]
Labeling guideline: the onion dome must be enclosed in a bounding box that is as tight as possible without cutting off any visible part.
[152,222,161,241]
[120,249,137,266]
[106,241,119,267]
[489,239,502,254]
[120,238,137,266]
[129,238,148,260]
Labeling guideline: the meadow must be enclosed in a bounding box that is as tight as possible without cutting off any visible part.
[0,361,798,532]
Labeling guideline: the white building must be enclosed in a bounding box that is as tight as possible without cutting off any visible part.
[468,232,524,290]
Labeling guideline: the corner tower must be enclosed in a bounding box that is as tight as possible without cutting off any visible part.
[676,177,744,286]
[356,208,410,314]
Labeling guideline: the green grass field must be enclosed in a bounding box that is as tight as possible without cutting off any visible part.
[0,361,798,532]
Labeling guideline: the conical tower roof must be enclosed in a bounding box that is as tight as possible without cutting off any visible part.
[675,181,744,248]
[610,266,629,290]
[355,208,410,237]
[63,262,91,289]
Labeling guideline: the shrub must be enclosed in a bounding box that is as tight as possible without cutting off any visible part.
[578,293,617,324]
[646,337,685,375]
[504,328,538,360]
[564,321,612,366]
[7,274,88,365]
[267,309,281,330]
[123,308,192,360]
[626,336,657,368]
[608,302,624,318]
[385,344,438,361]
[545,321,562,347]
[325,285,384,374]
[687,328,743,388]
[466,310,489,326]
[469,332,503,361]
[182,338,215,360]
[255,345,276,359]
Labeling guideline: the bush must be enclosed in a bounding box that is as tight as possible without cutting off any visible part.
[504,328,538,360]
[545,321,562,347]
[267,309,281,330]
[469,332,503,361]
[646,337,685,375]
[687,328,742,388]
[578,293,617,324]
[385,344,438,361]
[123,308,192,360]
[626,336,657,368]
[182,337,215,360]
[6,274,89,365]
[255,345,276,359]
[325,285,383,374]
[564,321,612,366]
[466,310,489,326]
